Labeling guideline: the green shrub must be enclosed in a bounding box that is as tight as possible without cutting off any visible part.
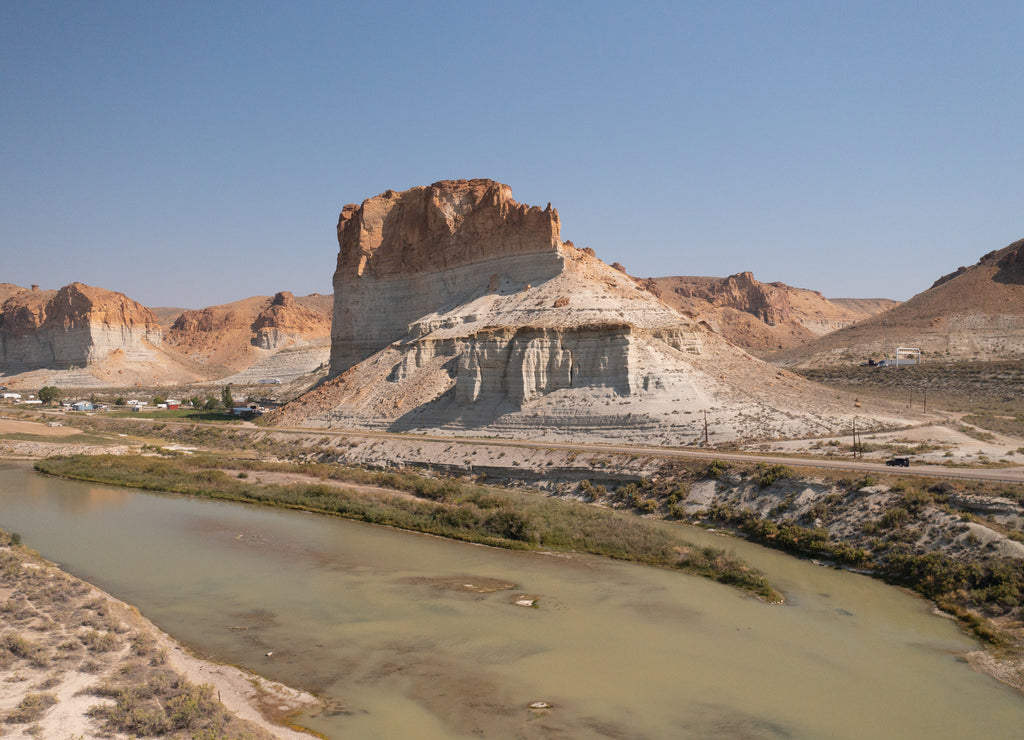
[705,460,728,479]
[80,629,119,652]
[1,633,49,667]
[754,464,794,489]
[879,507,910,529]
[37,386,62,406]
[636,499,659,514]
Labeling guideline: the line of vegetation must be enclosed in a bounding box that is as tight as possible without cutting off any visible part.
[0,431,116,445]
[34,454,781,602]
[704,492,1024,645]
[570,459,1024,648]
[104,409,241,422]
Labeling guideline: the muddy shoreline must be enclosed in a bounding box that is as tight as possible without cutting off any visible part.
[0,527,322,739]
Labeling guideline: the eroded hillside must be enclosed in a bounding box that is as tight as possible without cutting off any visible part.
[271,179,922,442]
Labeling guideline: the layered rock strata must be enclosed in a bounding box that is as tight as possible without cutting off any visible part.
[0,283,161,372]
[331,179,562,373]
[164,292,331,375]
[252,291,330,350]
[274,180,918,443]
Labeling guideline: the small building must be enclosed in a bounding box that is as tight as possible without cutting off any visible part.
[166,399,181,410]
[71,401,93,412]
[2,392,22,401]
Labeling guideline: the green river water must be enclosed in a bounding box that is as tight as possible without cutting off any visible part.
[1,463,1022,738]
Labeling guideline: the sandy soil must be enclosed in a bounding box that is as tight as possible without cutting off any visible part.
[0,418,83,438]
[749,421,1024,466]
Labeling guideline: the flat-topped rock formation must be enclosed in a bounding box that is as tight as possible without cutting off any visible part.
[652,273,897,354]
[0,282,163,372]
[771,237,1024,367]
[273,181,920,443]
[331,179,563,373]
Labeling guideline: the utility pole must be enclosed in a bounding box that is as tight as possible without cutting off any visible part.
[852,417,857,458]
[703,409,709,446]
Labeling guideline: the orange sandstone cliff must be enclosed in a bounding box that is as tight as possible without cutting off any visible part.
[0,283,161,372]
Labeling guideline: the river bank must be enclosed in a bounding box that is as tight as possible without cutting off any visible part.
[5,414,1024,703]
[6,461,1024,738]
[0,521,321,739]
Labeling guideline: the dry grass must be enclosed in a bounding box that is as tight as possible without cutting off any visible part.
[0,529,278,738]
[796,360,1024,415]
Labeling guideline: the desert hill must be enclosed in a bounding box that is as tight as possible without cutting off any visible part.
[651,273,897,354]
[0,282,206,386]
[162,291,332,383]
[0,283,333,388]
[272,179,919,443]
[771,237,1024,368]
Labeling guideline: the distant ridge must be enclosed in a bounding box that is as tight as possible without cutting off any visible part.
[162,292,332,377]
[650,272,896,354]
[0,283,333,387]
[770,237,1024,367]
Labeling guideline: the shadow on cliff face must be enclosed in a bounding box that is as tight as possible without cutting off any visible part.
[387,387,522,433]
[993,239,1024,286]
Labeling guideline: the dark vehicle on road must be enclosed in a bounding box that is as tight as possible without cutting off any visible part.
[885,457,911,467]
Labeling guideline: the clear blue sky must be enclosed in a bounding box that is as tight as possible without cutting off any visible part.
[2,1,1021,308]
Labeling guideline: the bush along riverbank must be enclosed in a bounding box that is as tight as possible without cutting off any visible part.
[567,458,1024,690]
[31,447,1024,691]
[33,453,781,602]
[0,529,317,739]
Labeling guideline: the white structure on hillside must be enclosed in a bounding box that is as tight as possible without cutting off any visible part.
[894,347,921,367]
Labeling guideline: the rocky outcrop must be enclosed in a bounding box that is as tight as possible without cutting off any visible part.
[667,272,791,325]
[0,283,26,305]
[0,283,161,372]
[331,179,563,373]
[272,181,917,443]
[163,293,331,375]
[252,291,331,350]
